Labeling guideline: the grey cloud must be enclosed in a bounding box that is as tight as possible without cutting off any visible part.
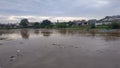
[0,0,120,23]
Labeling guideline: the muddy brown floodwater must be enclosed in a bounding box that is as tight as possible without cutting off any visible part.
[0,29,120,68]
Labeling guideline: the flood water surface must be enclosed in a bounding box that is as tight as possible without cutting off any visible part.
[0,29,120,68]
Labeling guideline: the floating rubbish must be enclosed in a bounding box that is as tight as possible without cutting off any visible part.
[16,50,22,56]
[52,44,57,45]
[75,47,79,48]
[17,50,20,53]
[9,50,22,61]
[52,43,80,49]
[52,43,66,48]
[9,56,16,61]
[10,56,15,58]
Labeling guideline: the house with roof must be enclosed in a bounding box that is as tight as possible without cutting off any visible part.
[95,15,120,26]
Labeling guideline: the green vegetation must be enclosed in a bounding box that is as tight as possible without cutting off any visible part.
[95,25,110,29]
[92,21,120,29]
[1,18,120,29]
[40,20,53,28]
[90,23,95,29]
[19,19,29,28]
[0,24,16,29]
[56,22,67,28]
[110,21,120,29]
[33,22,40,28]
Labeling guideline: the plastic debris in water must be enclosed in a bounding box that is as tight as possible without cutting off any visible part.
[10,56,15,58]
[16,50,20,56]
[16,49,22,56]
[17,50,20,53]
[9,56,16,61]
[75,47,79,48]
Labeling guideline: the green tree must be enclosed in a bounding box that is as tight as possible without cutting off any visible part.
[40,20,53,28]
[56,22,67,28]
[90,23,95,29]
[33,22,40,28]
[19,19,29,28]
[110,21,120,29]
[67,21,75,27]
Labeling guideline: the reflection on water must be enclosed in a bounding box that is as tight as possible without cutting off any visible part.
[57,29,120,41]
[34,29,39,35]
[101,32,120,41]
[20,30,30,39]
[0,30,15,40]
[57,29,67,35]
[1,29,120,68]
[41,29,52,37]
[0,29,120,41]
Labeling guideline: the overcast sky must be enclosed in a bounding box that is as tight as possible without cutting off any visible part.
[0,0,120,23]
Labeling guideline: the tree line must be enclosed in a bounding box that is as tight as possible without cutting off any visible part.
[19,19,80,29]
[0,18,120,29]
[19,18,120,29]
